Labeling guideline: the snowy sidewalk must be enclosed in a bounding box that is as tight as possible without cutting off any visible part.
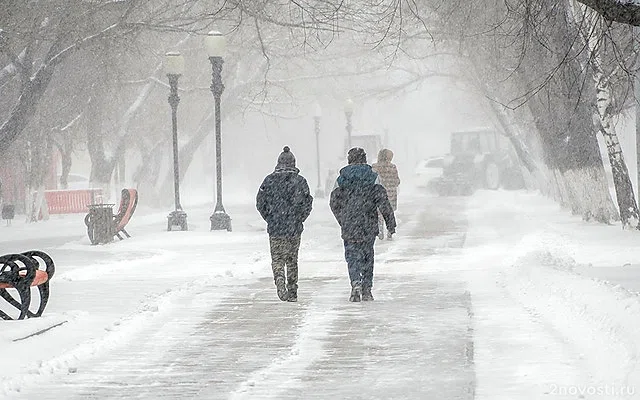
[3,188,640,399]
[8,275,473,400]
[2,194,478,399]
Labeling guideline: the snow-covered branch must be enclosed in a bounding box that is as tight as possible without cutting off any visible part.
[575,0,640,26]
[0,48,25,84]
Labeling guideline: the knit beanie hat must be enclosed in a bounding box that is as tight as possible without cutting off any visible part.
[347,147,367,164]
[276,146,296,169]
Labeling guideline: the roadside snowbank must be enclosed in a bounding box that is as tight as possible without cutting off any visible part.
[467,190,640,397]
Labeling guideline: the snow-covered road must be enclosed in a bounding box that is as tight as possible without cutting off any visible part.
[3,189,640,399]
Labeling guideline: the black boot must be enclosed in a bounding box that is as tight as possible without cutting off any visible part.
[287,287,298,302]
[275,276,288,301]
[286,280,298,302]
[362,287,374,301]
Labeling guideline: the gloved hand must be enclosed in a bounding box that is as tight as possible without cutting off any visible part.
[388,228,396,236]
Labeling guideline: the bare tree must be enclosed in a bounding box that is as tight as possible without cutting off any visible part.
[402,0,622,222]
[571,2,640,227]
[574,0,640,26]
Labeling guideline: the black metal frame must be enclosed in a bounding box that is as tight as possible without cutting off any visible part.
[0,251,55,320]
[167,73,188,231]
[345,110,353,150]
[84,189,139,244]
[208,55,232,231]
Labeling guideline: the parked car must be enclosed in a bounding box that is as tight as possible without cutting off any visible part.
[414,157,444,191]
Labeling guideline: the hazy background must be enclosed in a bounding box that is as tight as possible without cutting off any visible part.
[175,77,491,206]
[4,1,637,226]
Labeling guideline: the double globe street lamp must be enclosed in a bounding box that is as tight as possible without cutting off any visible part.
[165,52,188,231]
[205,31,232,232]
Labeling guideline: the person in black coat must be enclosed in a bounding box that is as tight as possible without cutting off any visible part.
[330,147,396,302]
[256,146,313,302]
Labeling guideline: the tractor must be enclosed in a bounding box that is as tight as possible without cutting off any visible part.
[432,128,524,196]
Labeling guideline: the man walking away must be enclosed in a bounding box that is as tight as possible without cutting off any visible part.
[372,148,400,240]
[330,147,396,302]
[257,146,313,302]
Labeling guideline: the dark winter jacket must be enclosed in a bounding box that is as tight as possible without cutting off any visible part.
[330,164,396,241]
[256,167,313,237]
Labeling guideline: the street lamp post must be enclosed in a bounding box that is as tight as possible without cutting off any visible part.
[206,31,232,231]
[344,98,354,150]
[313,103,324,198]
[165,52,188,231]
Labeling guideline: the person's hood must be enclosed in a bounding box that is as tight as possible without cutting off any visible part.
[336,164,378,188]
[377,149,394,162]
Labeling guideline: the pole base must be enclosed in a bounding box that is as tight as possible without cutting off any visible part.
[314,188,325,198]
[168,210,188,231]
[210,211,232,231]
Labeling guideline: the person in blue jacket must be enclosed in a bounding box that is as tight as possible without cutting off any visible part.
[256,146,313,302]
[330,147,396,302]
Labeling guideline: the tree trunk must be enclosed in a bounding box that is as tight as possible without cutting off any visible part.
[157,112,214,204]
[563,167,618,223]
[599,125,638,227]
[583,6,640,228]
[33,184,48,222]
[486,99,537,174]
[0,64,56,153]
[86,90,115,198]
[58,134,73,190]
[132,140,168,207]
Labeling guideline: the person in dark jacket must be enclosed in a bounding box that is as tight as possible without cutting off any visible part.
[256,146,313,302]
[330,147,396,302]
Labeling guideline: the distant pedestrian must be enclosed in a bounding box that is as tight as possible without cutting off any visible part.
[372,148,400,240]
[256,146,313,302]
[330,147,396,302]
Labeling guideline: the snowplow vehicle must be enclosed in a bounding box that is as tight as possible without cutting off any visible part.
[432,128,524,196]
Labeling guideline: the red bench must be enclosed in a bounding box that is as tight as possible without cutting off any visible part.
[0,251,55,320]
[114,188,138,240]
[45,189,103,214]
[84,188,138,244]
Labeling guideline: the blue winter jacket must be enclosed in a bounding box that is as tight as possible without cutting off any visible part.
[330,164,396,241]
[256,167,313,237]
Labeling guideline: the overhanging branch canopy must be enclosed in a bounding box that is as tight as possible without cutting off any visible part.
[575,0,640,26]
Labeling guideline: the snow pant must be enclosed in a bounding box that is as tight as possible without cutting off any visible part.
[343,238,376,290]
[387,189,398,211]
[269,236,301,291]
